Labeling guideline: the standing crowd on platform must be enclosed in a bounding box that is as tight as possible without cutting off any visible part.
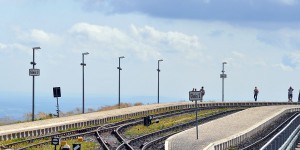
[252,86,300,102]
[192,86,300,102]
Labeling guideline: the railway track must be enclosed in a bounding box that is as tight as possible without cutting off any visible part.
[239,112,299,150]
[96,108,242,150]
[127,109,242,150]
[3,106,242,149]
[3,107,194,149]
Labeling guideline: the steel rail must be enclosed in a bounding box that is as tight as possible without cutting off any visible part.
[241,112,299,150]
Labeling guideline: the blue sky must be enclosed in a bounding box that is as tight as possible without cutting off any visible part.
[1,0,300,107]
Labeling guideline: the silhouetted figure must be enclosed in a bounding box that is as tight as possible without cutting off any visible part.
[298,90,300,102]
[200,86,205,102]
[254,87,259,101]
[288,86,294,102]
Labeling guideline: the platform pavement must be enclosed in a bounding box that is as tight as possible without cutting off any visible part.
[0,102,191,136]
[165,105,300,150]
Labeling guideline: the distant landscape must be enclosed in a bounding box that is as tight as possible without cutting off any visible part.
[0,94,184,124]
[0,102,144,126]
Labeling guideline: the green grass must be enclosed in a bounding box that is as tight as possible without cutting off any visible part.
[125,108,239,137]
[0,138,51,149]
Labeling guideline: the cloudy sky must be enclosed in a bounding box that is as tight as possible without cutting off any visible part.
[1,0,300,106]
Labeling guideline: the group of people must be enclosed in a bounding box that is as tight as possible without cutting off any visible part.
[192,87,205,102]
[192,86,300,102]
[254,86,300,102]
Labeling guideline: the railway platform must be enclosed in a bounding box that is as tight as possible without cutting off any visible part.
[165,105,300,150]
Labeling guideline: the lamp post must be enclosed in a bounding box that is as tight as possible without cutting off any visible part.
[220,62,227,102]
[157,59,163,104]
[30,47,41,121]
[117,56,125,109]
[80,52,89,113]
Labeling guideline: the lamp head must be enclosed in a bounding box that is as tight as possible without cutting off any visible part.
[33,47,41,50]
[158,59,163,62]
[119,56,125,59]
[223,62,227,64]
[82,52,89,55]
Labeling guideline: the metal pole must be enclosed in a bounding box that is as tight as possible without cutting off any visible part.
[195,100,198,139]
[118,57,121,109]
[158,61,160,104]
[56,97,59,117]
[82,54,85,114]
[222,64,224,102]
[32,49,35,121]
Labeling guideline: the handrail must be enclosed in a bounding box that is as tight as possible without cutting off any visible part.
[260,113,300,150]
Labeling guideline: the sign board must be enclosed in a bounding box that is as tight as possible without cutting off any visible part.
[73,144,81,150]
[220,74,227,78]
[189,91,203,101]
[51,137,60,145]
[29,69,40,76]
[53,87,61,97]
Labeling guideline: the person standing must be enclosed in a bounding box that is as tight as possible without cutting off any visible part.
[200,86,205,102]
[298,90,300,102]
[288,86,294,102]
[254,87,259,101]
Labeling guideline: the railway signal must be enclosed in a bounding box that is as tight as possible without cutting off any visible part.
[51,137,60,150]
[53,87,61,117]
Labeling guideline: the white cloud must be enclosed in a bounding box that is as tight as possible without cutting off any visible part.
[277,0,298,5]
[0,43,7,49]
[16,29,62,45]
[257,28,300,49]
[69,23,204,61]
[274,63,293,71]
[232,51,245,59]
[0,42,31,55]
[130,25,203,60]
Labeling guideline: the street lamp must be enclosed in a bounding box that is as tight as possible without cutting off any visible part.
[30,47,41,121]
[157,59,163,104]
[220,62,227,102]
[80,52,89,113]
[117,56,125,109]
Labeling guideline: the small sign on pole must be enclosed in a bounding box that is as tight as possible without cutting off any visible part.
[29,69,40,76]
[189,91,203,101]
[220,74,227,78]
[189,90,203,140]
[51,137,60,145]
[73,144,81,150]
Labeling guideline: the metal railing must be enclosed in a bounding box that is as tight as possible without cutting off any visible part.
[260,113,300,150]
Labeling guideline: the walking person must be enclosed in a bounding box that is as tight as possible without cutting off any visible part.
[288,86,294,102]
[200,86,205,102]
[254,87,259,101]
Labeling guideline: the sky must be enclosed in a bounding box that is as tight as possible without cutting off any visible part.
[1,0,300,108]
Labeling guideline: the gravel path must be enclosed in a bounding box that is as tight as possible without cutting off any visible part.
[165,105,300,150]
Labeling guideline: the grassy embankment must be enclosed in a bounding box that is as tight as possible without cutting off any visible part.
[125,108,240,137]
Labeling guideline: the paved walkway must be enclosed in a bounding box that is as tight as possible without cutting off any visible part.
[0,102,190,135]
[165,105,300,150]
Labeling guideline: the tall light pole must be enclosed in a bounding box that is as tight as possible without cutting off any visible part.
[117,56,125,109]
[157,59,163,104]
[80,52,89,114]
[220,62,227,102]
[30,47,41,121]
